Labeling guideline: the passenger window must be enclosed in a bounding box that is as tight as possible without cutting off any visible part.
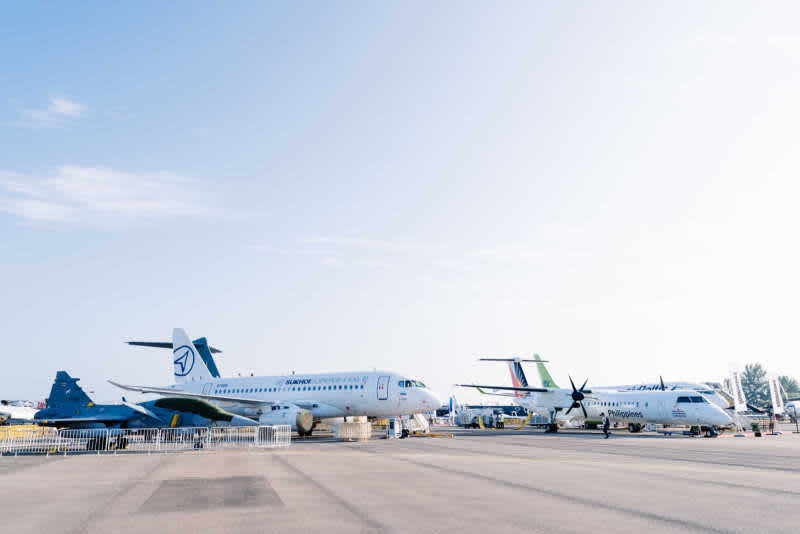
[690,396,705,403]
[677,396,691,403]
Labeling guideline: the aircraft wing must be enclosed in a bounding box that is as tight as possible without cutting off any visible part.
[108,380,275,407]
[456,384,552,393]
[153,397,243,422]
[36,415,135,426]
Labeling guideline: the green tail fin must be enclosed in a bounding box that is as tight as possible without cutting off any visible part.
[534,354,558,388]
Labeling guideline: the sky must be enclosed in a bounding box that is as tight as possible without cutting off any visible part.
[2,2,800,404]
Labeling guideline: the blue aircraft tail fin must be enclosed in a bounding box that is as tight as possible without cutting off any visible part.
[126,336,221,378]
[46,371,93,407]
[191,337,221,378]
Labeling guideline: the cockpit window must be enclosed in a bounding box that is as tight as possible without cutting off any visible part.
[690,396,707,403]
[405,380,413,387]
[677,396,691,403]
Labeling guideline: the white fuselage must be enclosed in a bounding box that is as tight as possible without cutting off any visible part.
[515,389,732,427]
[164,371,440,420]
[605,382,730,410]
[0,403,37,423]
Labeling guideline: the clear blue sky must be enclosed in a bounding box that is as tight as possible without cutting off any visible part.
[3,2,799,402]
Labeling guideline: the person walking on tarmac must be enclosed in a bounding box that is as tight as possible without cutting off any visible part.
[601,413,610,439]
[497,412,505,429]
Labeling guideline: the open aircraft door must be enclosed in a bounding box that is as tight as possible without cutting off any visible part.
[377,375,390,401]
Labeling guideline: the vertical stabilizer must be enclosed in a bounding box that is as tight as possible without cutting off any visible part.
[507,358,530,398]
[172,328,212,384]
[534,354,558,388]
[46,371,93,408]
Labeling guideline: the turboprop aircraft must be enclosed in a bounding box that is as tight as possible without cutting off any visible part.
[111,328,441,436]
[458,358,732,435]
[529,354,731,409]
[35,371,257,429]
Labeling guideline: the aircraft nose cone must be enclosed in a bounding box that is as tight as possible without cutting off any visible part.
[424,390,443,409]
[715,408,733,426]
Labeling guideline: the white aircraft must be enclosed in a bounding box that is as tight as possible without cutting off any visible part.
[458,358,732,435]
[0,400,37,424]
[529,354,731,409]
[111,328,441,436]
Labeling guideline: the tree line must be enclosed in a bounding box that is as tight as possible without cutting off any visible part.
[735,363,800,409]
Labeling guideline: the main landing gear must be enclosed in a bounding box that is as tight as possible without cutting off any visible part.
[628,423,643,433]
[545,409,560,433]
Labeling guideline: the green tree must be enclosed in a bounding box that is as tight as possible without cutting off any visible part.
[779,375,799,397]
[741,363,769,408]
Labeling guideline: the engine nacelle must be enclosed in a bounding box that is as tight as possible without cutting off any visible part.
[258,404,313,434]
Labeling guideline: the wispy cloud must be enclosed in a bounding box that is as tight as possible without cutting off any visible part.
[248,235,561,277]
[0,165,213,226]
[11,96,86,127]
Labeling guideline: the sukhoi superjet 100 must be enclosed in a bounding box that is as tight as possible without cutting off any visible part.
[111,328,441,435]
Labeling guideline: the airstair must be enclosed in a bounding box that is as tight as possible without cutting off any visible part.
[407,413,431,434]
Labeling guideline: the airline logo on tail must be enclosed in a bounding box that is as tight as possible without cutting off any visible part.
[508,360,529,398]
[173,345,196,377]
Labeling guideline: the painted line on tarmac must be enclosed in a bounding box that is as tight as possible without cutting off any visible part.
[271,453,386,533]
[67,454,171,534]
[356,447,731,534]
[500,437,800,474]
[374,439,800,500]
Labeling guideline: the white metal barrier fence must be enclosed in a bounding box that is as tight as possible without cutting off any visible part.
[0,425,291,456]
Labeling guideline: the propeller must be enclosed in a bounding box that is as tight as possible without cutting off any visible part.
[659,376,666,391]
[564,375,590,418]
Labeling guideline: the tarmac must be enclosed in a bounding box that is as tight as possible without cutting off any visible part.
[1,426,799,534]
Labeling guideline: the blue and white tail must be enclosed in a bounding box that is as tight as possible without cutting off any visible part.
[46,371,93,408]
[172,328,213,384]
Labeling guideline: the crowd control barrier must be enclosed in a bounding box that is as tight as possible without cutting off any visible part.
[0,425,291,456]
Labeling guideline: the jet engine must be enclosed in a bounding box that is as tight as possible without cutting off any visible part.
[258,404,313,435]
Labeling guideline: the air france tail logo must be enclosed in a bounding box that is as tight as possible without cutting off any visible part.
[173,345,195,377]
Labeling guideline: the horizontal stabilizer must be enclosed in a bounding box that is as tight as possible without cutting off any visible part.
[127,336,221,378]
[127,341,222,353]
[479,358,549,362]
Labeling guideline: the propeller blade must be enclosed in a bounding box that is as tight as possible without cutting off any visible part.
[580,378,588,392]
[568,375,577,392]
[659,376,666,391]
[581,402,588,418]
[565,405,574,415]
